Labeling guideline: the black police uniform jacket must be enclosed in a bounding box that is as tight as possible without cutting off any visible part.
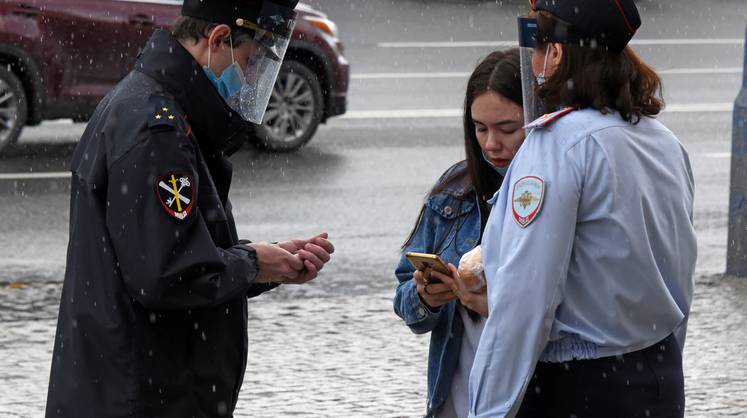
[46,30,276,418]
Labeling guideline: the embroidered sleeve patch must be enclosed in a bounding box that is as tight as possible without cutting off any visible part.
[512,176,545,228]
[155,173,195,221]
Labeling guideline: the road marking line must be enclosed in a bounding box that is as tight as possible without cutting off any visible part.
[0,172,71,180]
[342,109,462,119]
[0,153,733,182]
[378,38,744,48]
[632,38,744,46]
[353,68,742,80]
[658,67,742,75]
[0,104,736,181]
[665,103,733,112]
[341,103,733,119]
[353,72,471,79]
[379,41,518,48]
[0,150,735,182]
[704,152,731,159]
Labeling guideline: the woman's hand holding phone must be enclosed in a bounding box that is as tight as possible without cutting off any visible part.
[415,264,489,318]
[414,268,458,309]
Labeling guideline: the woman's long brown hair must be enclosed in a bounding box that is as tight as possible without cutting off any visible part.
[535,10,664,123]
[402,49,523,248]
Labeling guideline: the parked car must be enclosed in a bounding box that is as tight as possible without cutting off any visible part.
[0,0,349,152]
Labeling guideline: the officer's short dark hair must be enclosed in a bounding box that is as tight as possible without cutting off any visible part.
[172,16,254,46]
[535,10,663,124]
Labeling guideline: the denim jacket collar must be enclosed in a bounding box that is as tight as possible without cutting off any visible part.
[426,190,476,220]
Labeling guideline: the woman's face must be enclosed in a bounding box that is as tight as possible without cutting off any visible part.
[470,91,525,169]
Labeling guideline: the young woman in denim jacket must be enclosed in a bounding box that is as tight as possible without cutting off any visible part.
[393,49,525,418]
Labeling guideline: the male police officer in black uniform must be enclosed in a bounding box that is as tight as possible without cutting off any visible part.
[45,1,334,417]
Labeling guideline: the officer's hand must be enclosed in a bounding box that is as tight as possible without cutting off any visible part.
[277,233,335,284]
[448,263,488,318]
[277,232,335,257]
[248,242,304,283]
[414,268,458,309]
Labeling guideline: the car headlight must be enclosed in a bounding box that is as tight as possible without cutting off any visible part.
[304,16,339,40]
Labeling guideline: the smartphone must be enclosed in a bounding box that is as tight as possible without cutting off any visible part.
[405,252,451,277]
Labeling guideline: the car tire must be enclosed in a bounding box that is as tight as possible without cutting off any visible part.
[253,60,324,152]
[0,65,27,153]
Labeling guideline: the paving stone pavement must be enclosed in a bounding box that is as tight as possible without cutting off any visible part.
[1,274,746,417]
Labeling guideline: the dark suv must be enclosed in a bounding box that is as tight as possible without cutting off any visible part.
[0,0,349,152]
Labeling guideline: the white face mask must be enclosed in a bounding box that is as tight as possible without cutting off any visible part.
[536,44,552,86]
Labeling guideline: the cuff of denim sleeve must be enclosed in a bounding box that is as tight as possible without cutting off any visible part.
[417,292,441,315]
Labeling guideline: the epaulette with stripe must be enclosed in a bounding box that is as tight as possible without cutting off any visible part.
[523,107,576,130]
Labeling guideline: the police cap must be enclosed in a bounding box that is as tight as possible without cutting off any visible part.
[531,0,641,53]
[182,0,298,36]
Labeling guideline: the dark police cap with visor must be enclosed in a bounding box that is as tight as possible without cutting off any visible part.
[530,0,641,53]
[182,0,299,124]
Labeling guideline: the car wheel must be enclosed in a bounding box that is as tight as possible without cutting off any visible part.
[254,60,324,152]
[0,65,27,153]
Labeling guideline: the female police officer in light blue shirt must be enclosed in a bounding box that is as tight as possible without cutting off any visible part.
[468,1,697,417]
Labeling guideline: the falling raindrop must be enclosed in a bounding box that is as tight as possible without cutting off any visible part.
[217,401,228,416]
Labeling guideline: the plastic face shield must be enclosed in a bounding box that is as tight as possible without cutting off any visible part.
[517,17,544,129]
[235,5,297,124]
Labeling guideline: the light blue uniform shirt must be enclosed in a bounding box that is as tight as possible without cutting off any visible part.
[468,109,697,418]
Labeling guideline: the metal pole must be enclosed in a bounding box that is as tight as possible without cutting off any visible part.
[726,22,747,277]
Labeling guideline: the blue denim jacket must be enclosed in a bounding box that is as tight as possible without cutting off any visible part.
[393,161,482,417]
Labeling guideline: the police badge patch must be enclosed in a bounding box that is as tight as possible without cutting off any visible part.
[155,173,195,221]
[512,176,545,228]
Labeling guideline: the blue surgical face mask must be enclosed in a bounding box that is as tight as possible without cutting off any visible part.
[482,151,509,177]
[204,35,246,103]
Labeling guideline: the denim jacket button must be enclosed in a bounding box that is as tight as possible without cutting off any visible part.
[443,206,453,216]
[417,307,426,317]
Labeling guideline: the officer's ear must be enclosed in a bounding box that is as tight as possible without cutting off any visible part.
[207,24,232,52]
[547,42,563,74]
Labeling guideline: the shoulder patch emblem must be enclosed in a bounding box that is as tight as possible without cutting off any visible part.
[524,107,575,130]
[155,173,195,221]
[512,176,545,228]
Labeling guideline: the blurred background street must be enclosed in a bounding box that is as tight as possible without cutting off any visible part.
[1,0,747,416]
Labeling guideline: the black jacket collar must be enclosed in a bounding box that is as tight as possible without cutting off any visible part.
[135,30,250,155]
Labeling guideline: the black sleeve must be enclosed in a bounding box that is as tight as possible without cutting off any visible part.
[106,127,260,310]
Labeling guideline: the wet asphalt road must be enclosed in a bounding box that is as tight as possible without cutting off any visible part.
[2,0,747,417]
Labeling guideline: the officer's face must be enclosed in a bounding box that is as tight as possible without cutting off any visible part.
[232,40,260,74]
[471,91,525,168]
[212,41,258,76]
